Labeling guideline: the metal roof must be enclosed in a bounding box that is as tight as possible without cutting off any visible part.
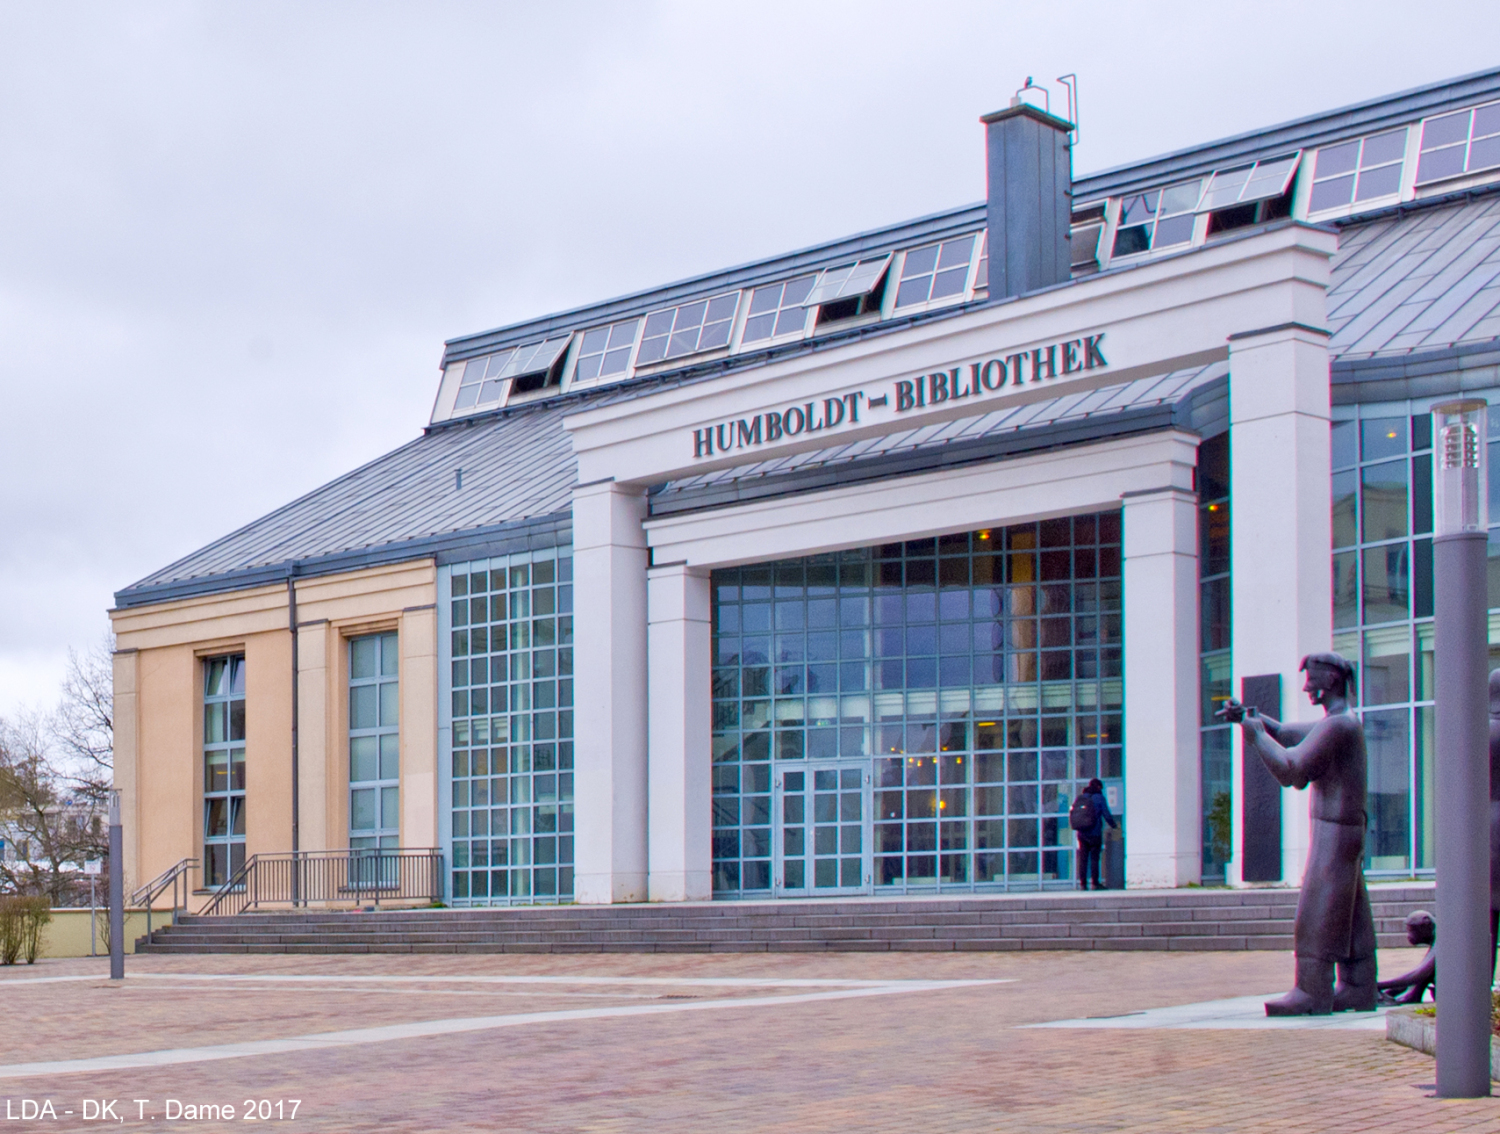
[1327,192,1500,358]
[116,398,579,607]
[649,364,1228,517]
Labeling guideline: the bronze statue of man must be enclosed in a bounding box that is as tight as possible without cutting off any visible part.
[1220,653,1378,1015]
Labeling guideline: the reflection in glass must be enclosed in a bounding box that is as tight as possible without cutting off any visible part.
[1361,545,1409,624]
[1364,709,1410,870]
[1361,460,1408,541]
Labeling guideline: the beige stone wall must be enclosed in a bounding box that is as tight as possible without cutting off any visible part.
[110,560,438,899]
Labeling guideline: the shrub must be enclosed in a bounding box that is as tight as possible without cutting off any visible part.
[0,895,53,964]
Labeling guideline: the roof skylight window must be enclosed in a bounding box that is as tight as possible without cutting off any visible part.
[1417,101,1500,184]
[802,255,894,307]
[973,232,988,291]
[740,275,816,344]
[502,336,571,380]
[894,235,977,308]
[450,334,573,409]
[635,293,740,366]
[1309,129,1407,212]
[1196,154,1300,212]
[507,335,573,394]
[452,353,509,411]
[1111,180,1201,257]
[572,319,640,385]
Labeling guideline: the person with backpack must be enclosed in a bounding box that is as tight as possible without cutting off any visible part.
[1069,777,1118,890]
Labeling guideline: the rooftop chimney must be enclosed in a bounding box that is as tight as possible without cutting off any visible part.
[980,102,1074,301]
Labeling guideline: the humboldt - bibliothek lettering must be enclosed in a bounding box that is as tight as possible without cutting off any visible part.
[689,332,1106,458]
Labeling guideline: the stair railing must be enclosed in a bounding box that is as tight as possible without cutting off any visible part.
[199,848,443,916]
[130,857,199,941]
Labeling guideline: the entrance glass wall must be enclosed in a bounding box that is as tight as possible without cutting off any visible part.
[710,516,1124,897]
[442,547,574,905]
[1329,395,1500,876]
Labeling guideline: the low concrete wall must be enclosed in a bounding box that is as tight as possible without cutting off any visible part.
[1386,1006,1500,1081]
[10,908,176,960]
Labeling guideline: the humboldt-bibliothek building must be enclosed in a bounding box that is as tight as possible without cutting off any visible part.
[113,67,1500,907]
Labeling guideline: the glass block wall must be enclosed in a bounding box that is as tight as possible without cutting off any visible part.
[1197,433,1233,881]
[442,547,574,905]
[710,516,1124,897]
[1330,398,1500,874]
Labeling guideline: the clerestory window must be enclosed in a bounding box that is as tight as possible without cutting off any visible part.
[635,293,741,366]
[1309,130,1408,213]
[894,235,979,309]
[1418,102,1500,185]
[571,319,641,386]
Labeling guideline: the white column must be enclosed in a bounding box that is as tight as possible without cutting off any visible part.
[400,605,439,849]
[1121,476,1201,889]
[296,621,330,852]
[571,479,650,903]
[1227,324,1332,887]
[647,562,713,901]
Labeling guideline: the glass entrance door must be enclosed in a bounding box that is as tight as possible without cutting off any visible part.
[775,764,871,895]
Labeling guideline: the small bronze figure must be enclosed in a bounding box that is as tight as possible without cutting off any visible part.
[1220,653,1378,1015]
[1378,910,1436,1004]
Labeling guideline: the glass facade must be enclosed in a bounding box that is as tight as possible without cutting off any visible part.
[349,632,399,850]
[1198,433,1233,881]
[202,654,246,887]
[444,547,574,904]
[710,517,1124,897]
[1330,397,1500,874]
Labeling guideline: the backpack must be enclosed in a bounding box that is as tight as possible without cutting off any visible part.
[1069,793,1099,832]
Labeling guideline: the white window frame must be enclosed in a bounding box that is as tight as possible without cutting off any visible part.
[630,291,744,373]
[563,318,644,391]
[887,232,985,317]
[730,274,819,352]
[1414,100,1500,191]
[1304,129,1410,221]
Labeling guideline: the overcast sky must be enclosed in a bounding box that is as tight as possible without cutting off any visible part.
[1,1,1496,719]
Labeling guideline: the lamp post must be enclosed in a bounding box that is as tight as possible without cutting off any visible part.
[1433,398,1490,1098]
[108,791,124,981]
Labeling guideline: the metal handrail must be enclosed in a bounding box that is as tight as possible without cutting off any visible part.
[200,848,443,916]
[130,857,199,940]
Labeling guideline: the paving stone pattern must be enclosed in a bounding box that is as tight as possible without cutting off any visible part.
[0,947,1492,1132]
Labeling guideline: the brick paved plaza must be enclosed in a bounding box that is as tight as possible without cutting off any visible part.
[0,947,1494,1133]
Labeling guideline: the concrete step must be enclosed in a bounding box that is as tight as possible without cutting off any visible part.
[137,883,1435,955]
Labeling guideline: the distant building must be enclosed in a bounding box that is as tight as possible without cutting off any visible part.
[112,68,1500,905]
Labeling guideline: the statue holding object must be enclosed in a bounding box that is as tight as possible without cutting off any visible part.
[1219,653,1378,1015]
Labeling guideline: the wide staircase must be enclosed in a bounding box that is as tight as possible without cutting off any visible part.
[137,882,1435,955]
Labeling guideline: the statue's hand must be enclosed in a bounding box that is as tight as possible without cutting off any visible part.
[1216,698,1246,724]
[1242,712,1267,739]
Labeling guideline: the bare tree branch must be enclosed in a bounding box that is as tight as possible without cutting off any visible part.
[52,634,114,774]
[0,712,106,904]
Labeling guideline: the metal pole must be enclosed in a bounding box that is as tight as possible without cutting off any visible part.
[107,792,124,981]
[1435,531,1491,1096]
[89,877,96,958]
[1433,399,1491,1099]
[288,573,300,907]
